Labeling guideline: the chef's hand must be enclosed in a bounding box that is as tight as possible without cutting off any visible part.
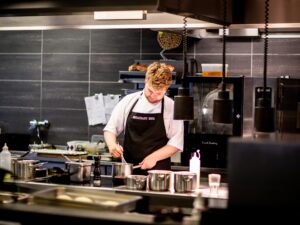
[140,155,157,170]
[109,143,123,158]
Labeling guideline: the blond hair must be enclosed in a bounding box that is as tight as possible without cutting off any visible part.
[145,62,172,89]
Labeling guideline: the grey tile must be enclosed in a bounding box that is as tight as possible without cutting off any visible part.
[43,54,89,81]
[253,38,300,54]
[0,81,40,107]
[0,55,41,80]
[0,107,40,133]
[243,77,254,118]
[195,38,222,54]
[195,37,252,54]
[42,82,88,109]
[91,29,140,53]
[142,29,163,54]
[42,109,88,145]
[226,37,252,53]
[88,125,105,140]
[0,31,41,53]
[141,54,163,60]
[43,29,90,53]
[90,54,139,81]
[90,82,134,96]
[253,55,300,78]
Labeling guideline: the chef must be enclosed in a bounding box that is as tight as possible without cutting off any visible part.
[104,62,184,175]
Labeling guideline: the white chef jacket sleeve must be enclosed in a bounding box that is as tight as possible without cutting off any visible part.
[103,92,140,136]
[164,97,184,152]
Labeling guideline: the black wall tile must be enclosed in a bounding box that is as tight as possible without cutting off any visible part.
[0,31,41,53]
[253,38,300,54]
[43,29,90,53]
[90,82,134,96]
[42,82,88,109]
[243,77,255,118]
[0,107,40,133]
[195,38,222,54]
[195,37,252,54]
[226,37,252,54]
[253,55,300,78]
[43,54,89,81]
[226,55,252,77]
[0,55,41,80]
[91,29,140,53]
[0,81,40,107]
[1,28,300,145]
[42,109,88,145]
[90,54,138,81]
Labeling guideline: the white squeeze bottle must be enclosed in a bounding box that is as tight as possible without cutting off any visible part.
[0,143,11,171]
[189,149,201,189]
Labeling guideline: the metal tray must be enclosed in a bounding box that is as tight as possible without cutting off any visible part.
[0,191,29,204]
[32,187,141,212]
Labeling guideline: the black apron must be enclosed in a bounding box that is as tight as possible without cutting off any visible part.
[123,95,170,175]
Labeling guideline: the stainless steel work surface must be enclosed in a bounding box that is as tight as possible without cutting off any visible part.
[32,186,142,212]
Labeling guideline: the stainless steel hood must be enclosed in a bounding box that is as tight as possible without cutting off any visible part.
[0,0,232,24]
[0,0,226,30]
[1,0,300,32]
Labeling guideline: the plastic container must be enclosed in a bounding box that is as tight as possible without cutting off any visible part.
[201,64,228,77]
[0,143,12,171]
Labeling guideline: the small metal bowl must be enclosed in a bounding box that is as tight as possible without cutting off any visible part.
[125,175,147,190]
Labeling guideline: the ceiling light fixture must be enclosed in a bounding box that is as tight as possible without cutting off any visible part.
[94,10,146,20]
[254,0,275,133]
[174,17,194,120]
[212,0,233,124]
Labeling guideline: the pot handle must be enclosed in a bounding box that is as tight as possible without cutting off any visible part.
[183,175,194,182]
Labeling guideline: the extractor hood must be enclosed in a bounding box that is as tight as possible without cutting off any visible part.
[0,0,232,24]
[1,0,300,31]
[0,0,227,30]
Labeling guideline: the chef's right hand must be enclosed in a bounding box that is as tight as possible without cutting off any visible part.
[109,143,123,158]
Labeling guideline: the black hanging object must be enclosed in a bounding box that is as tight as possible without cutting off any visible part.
[255,98,275,132]
[174,87,194,120]
[213,90,233,123]
[254,0,275,132]
[212,0,233,124]
[174,17,194,120]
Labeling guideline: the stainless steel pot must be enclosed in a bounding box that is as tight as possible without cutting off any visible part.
[112,162,133,179]
[126,175,147,190]
[65,160,92,182]
[173,171,196,193]
[148,170,172,191]
[14,160,40,180]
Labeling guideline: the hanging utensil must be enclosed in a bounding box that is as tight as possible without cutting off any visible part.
[157,31,182,60]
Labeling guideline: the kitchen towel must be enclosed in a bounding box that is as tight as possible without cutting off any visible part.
[84,93,107,126]
[103,94,120,122]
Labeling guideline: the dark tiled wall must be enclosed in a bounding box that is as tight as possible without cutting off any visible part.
[0,29,300,145]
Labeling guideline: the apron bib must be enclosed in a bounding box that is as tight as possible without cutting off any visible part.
[123,96,170,175]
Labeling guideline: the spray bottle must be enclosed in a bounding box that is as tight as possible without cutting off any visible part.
[189,149,201,189]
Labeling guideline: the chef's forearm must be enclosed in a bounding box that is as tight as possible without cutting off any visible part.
[104,131,117,153]
[148,145,179,162]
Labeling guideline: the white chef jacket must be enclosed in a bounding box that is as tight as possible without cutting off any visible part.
[103,91,184,152]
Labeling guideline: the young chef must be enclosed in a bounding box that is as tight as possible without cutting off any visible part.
[104,62,184,174]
